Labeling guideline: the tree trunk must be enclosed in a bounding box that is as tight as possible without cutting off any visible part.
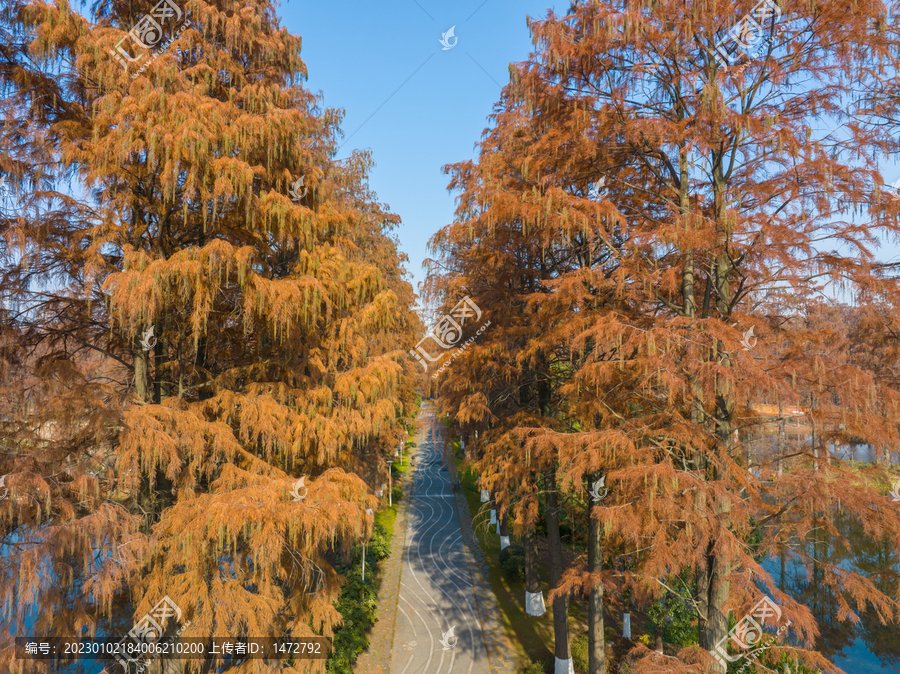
[701,165,735,668]
[679,145,695,319]
[698,398,733,673]
[698,542,730,673]
[523,523,545,616]
[499,508,509,548]
[810,395,819,470]
[587,498,606,673]
[134,337,151,402]
[654,620,664,653]
[545,472,572,674]
[154,317,169,403]
[777,399,785,476]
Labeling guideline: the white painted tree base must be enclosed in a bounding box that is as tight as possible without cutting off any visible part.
[500,535,510,549]
[480,489,489,502]
[489,509,497,524]
[554,657,575,674]
[496,521,501,534]
[525,591,546,616]
[623,612,632,638]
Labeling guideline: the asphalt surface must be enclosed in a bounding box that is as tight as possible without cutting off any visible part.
[390,406,491,674]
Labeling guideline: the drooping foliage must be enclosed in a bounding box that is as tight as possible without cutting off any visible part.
[0,0,421,671]
[427,1,900,672]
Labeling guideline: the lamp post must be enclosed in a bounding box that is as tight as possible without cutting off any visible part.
[363,508,373,582]
[386,460,395,507]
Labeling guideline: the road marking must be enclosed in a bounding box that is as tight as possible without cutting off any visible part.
[398,604,418,637]
[399,593,435,672]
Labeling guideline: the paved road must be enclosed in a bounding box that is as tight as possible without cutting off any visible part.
[390,406,492,674]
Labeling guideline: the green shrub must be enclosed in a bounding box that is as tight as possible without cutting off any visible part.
[645,571,698,647]
[499,544,525,582]
[368,523,390,561]
[571,633,589,673]
[325,528,393,673]
[499,543,524,564]
[519,658,548,674]
[391,485,403,503]
[325,566,377,674]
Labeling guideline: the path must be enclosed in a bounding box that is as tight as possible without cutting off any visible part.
[353,403,516,674]
[390,403,514,674]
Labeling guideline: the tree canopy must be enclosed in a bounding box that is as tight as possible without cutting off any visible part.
[427,1,900,672]
[0,0,421,671]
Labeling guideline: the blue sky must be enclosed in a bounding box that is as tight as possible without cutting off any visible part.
[280,0,558,301]
[278,1,900,307]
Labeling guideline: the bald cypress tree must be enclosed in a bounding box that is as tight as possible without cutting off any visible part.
[430,2,900,674]
[0,0,420,671]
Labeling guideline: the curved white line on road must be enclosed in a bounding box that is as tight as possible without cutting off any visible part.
[403,446,457,674]
[399,592,436,673]
[405,441,477,674]
[438,531,473,588]
[398,604,418,638]
[419,500,477,603]
[394,417,483,674]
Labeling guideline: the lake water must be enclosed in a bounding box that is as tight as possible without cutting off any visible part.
[761,508,900,673]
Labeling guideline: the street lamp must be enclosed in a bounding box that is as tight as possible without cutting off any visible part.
[386,460,395,507]
[363,508,373,582]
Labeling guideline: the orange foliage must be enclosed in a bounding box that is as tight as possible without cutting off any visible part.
[428,1,900,672]
[0,0,421,671]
